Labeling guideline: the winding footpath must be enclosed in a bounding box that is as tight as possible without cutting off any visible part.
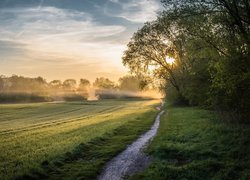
[98,106,165,180]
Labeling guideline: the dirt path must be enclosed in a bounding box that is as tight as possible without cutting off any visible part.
[98,107,165,180]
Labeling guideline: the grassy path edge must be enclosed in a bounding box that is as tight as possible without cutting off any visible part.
[98,108,165,180]
[130,105,250,180]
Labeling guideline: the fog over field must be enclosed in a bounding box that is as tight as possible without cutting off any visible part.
[0,75,163,103]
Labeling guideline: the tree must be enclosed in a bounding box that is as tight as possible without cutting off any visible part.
[93,77,117,99]
[160,0,250,119]
[78,79,90,89]
[123,22,181,92]
[49,80,62,89]
[93,77,115,90]
[0,76,4,92]
[122,15,211,104]
[63,79,77,92]
[78,78,90,98]
[119,75,150,92]
[123,0,250,120]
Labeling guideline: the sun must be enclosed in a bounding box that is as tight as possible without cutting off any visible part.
[165,56,175,64]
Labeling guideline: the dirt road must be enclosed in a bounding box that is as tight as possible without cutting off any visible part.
[98,108,165,180]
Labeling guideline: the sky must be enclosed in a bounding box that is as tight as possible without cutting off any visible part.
[0,0,163,82]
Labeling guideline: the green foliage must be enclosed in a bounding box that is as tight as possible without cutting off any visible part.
[119,75,142,92]
[93,77,116,90]
[165,83,189,106]
[211,54,250,121]
[131,106,250,179]
[123,0,250,121]
[62,79,77,91]
[49,80,62,89]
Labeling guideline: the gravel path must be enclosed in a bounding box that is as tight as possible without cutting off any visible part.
[98,108,165,180]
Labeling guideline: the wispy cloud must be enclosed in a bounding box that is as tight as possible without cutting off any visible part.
[0,1,163,81]
[0,6,125,42]
[105,0,162,23]
[0,6,128,81]
[0,6,126,60]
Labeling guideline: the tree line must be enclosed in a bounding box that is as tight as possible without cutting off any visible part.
[123,0,249,122]
[0,75,151,102]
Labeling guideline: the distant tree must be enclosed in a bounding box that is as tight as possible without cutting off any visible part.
[63,79,77,92]
[35,76,46,84]
[93,77,117,99]
[119,75,149,92]
[78,78,90,98]
[33,77,48,94]
[0,76,4,92]
[93,77,115,90]
[49,80,62,89]
[78,79,90,89]
[0,75,51,102]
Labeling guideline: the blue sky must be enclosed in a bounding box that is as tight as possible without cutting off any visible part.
[0,0,162,82]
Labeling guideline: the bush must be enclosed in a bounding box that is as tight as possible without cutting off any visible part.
[0,93,52,103]
[63,94,87,101]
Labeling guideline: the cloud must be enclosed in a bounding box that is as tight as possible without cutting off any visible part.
[0,40,26,58]
[0,6,125,42]
[0,6,126,62]
[109,0,119,3]
[0,6,129,81]
[105,0,162,23]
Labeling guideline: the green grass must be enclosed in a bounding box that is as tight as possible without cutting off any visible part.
[131,106,250,180]
[0,99,159,179]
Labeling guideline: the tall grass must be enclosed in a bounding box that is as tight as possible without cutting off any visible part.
[131,106,250,179]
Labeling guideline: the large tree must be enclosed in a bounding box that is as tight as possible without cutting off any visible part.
[123,0,250,120]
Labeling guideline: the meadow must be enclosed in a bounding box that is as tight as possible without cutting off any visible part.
[131,105,250,179]
[0,99,159,179]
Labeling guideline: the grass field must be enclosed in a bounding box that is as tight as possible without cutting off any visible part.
[0,99,159,179]
[131,106,250,179]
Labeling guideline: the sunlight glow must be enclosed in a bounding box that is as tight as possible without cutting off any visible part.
[165,56,175,64]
